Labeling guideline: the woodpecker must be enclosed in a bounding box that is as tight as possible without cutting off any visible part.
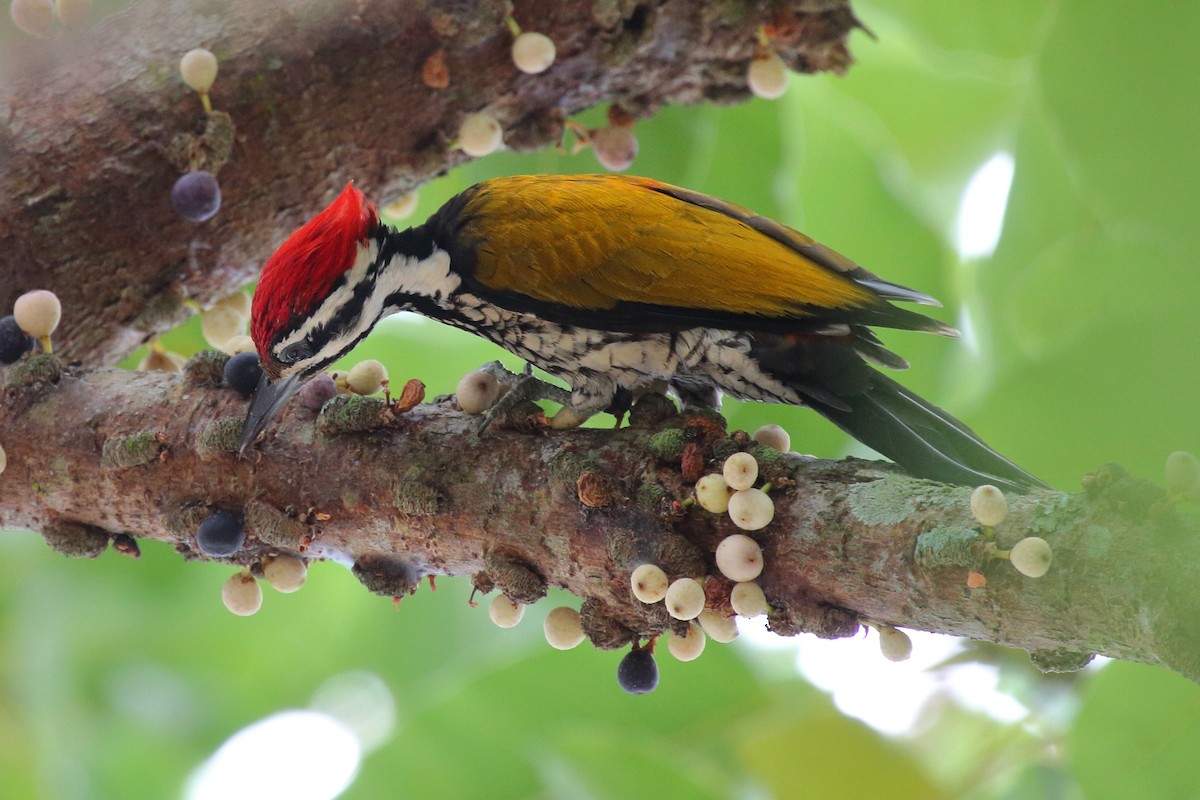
[243,174,1044,490]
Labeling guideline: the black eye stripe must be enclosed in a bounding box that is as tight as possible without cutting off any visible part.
[279,340,314,363]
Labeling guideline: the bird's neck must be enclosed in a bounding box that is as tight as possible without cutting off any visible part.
[369,222,462,317]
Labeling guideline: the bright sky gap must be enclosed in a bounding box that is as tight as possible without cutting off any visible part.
[955,152,1015,260]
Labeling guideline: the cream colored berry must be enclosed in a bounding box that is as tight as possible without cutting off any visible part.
[549,406,588,430]
[1009,536,1053,578]
[382,192,419,220]
[180,48,218,94]
[591,126,638,172]
[695,473,732,514]
[138,348,184,373]
[543,606,585,649]
[1166,451,1200,494]
[488,594,525,628]
[730,581,768,617]
[458,112,503,157]
[456,370,502,414]
[664,577,706,620]
[53,0,89,25]
[263,555,307,593]
[752,424,791,453]
[221,570,262,616]
[715,534,764,582]
[667,622,706,662]
[727,488,774,531]
[10,0,53,37]
[630,563,668,603]
[511,31,556,74]
[723,452,759,491]
[0,443,6,475]
[878,625,913,662]
[221,334,256,355]
[14,290,61,340]
[698,611,739,643]
[747,52,788,99]
[347,359,388,395]
[970,484,1008,527]
[200,305,245,349]
[213,290,251,318]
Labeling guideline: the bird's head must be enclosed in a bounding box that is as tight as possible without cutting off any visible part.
[252,182,380,380]
[241,182,381,452]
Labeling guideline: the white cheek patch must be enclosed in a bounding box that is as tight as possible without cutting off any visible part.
[272,241,378,359]
[273,244,459,377]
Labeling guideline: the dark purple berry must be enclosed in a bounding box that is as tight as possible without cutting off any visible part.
[298,372,338,411]
[0,316,35,364]
[196,510,245,558]
[617,646,659,695]
[172,171,222,223]
[223,351,263,397]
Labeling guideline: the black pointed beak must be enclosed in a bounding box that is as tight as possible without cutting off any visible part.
[239,372,302,456]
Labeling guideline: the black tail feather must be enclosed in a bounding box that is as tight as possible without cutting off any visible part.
[809,373,1047,491]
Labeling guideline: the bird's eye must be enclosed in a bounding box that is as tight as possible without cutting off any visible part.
[278,342,313,364]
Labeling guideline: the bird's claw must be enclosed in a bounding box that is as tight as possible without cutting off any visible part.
[474,363,573,434]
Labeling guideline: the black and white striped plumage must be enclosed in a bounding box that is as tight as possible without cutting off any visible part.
[245,175,1045,490]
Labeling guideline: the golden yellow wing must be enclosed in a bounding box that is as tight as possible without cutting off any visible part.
[428,174,947,334]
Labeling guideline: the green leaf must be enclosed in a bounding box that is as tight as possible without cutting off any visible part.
[738,707,947,799]
[966,0,1200,485]
[361,637,780,798]
[1070,663,1200,800]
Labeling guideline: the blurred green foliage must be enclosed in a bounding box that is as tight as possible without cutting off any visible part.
[4,0,1200,797]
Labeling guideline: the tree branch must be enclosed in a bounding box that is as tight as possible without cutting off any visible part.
[4,356,1196,683]
[8,0,1194,695]
[0,0,858,366]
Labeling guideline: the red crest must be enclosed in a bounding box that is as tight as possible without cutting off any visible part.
[251,182,378,358]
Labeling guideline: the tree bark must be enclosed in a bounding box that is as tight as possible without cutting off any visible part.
[3,356,1197,684]
[0,0,858,366]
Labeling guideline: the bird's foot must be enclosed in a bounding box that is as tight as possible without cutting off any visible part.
[476,363,573,435]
